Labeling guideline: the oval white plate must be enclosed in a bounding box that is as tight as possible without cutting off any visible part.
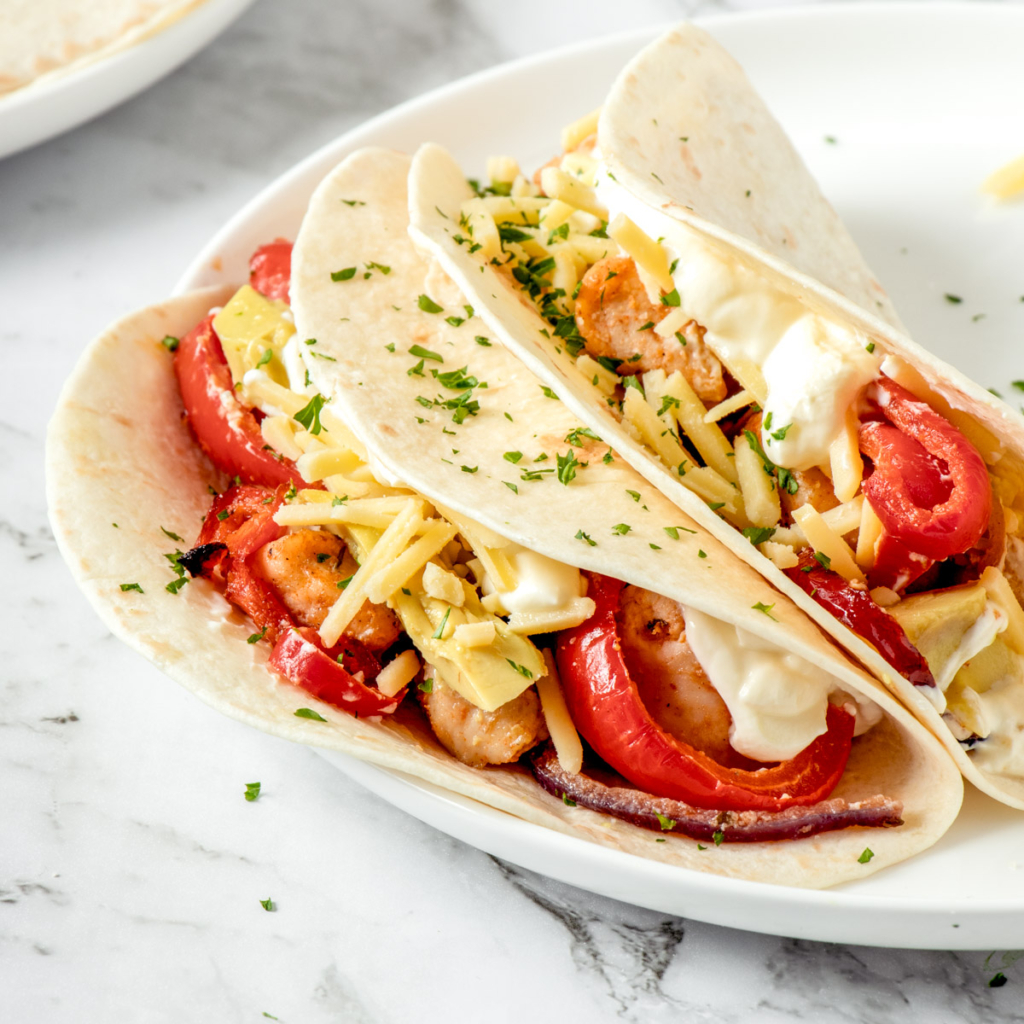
[0,0,257,161]
[177,3,1024,948]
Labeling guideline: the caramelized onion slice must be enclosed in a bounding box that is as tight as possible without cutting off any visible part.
[530,745,903,844]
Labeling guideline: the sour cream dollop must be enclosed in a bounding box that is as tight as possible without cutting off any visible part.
[683,607,880,761]
[594,169,881,471]
[480,546,584,615]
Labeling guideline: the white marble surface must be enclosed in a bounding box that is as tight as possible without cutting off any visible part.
[3,1,1023,1020]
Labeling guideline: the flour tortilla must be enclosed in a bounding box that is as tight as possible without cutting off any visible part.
[408,24,1024,810]
[46,148,961,889]
[0,0,208,95]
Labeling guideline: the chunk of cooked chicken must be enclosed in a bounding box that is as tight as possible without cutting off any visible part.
[419,674,548,767]
[615,584,741,765]
[253,529,401,651]
[574,256,726,404]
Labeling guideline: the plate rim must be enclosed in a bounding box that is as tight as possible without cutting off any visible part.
[172,2,1024,947]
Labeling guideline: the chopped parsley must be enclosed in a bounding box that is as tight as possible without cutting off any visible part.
[294,393,327,435]
[216,509,231,521]
[244,781,261,802]
[660,288,681,307]
[575,530,596,547]
[409,344,443,362]
[944,293,963,304]
[165,577,188,595]
[504,481,519,494]
[255,348,273,369]
[340,198,365,206]
[813,551,832,570]
[336,575,354,590]
[407,359,425,377]
[418,677,434,694]
[248,626,268,644]
[444,315,465,327]
[294,708,327,722]
[432,606,451,639]
[858,847,874,864]
[417,294,444,313]
[626,490,641,502]
[565,426,601,447]
[698,550,707,559]
[506,659,533,679]
[160,526,183,542]
[384,342,395,353]
[504,451,523,463]
[259,898,275,912]
[657,394,681,416]
[742,526,776,545]
[461,465,478,474]
[556,449,583,485]
[160,335,180,352]
[331,267,357,281]
[712,830,725,846]
[366,261,391,275]
[540,385,559,400]
[120,582,143,593]
[562,792,577,807]
[611,523,631,535]
[649,543,661,550]
[663,526,696,540]
[866,342,876,353]
[752,601,778,621]
[637,320,656,332]
[655,813,676,831]
[989,973,1008,989]
[475,336,492,347]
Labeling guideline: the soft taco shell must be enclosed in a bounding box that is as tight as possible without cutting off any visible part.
[407,25,1024,809]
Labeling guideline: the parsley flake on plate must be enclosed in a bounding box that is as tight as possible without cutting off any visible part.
[417,294,444,314]
[330,267,357,281]
[294,708,327,722]
[244,781,261,802]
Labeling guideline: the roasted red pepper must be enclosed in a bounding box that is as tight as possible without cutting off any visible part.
[249,239,293,303]
[555,575,855,812]
[174,315,307,489]
[268,627,404,717]
[785,551,935,688]
[859,377,990,589]
[185,484,404,716]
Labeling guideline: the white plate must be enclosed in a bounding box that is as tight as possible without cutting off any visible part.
[176,3,1024,949]
[0,0,257,161]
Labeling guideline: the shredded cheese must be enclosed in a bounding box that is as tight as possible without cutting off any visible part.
[422,561,466,607]
[540,167,607,219]
[734,432,781,529]
[607,213,673,292]
[560,107,601,152]
[792,504,864,584]
[375,649,421,697]
[761,540,798,569]
[703,390,754,424]
[982,152,1024,200]
[856,499,883,570]
[319,502,425,647]
[507,597,596,635]
[829,408,863,503]
[537,650,584,774]
[452,621,496,647]
[364,520,459,605]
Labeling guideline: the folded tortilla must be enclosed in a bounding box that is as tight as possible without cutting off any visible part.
[407,24,1024,809]
[0,0,209,95]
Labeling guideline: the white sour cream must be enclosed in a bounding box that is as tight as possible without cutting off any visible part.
[682,607,879,761]
[971,672,1024,777]
[480,546,583,615]
[760,316,879,470]
[594,170,880,470]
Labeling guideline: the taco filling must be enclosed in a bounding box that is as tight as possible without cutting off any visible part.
[163,238,904,843]
[411,124,1024,783]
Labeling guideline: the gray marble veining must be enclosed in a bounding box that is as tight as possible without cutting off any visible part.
[3,0,1023,1021]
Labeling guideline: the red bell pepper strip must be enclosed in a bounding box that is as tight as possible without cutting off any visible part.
[249,240,293,303]
[785,551,935,688]
[555,574,855,813]
[269,627,405,717]
[173,315,307,489]
[859,378,990,578]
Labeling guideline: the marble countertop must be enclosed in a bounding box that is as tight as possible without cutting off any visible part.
[3,0,1022,1020]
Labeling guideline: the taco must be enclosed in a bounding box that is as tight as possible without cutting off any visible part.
[407,23,1024,808]
[46,142,963,891]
